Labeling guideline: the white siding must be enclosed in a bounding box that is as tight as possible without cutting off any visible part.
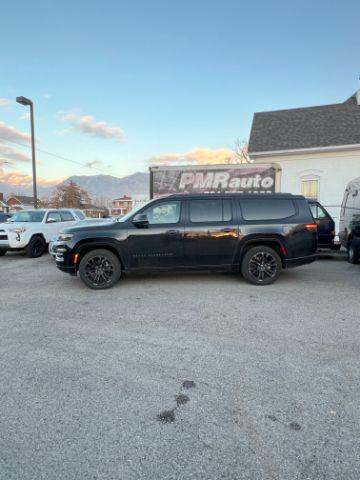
[252,149,360,235]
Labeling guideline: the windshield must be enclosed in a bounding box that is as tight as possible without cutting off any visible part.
[10,210,45,223]
[118,199,155,222]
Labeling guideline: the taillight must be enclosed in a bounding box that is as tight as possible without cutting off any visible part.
[305,223,317,231]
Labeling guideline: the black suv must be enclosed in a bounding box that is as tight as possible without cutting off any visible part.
[55,193,317,289]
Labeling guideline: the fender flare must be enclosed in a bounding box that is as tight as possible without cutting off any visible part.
[74,239,125,269]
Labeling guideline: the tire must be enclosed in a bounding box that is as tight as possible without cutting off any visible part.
[25,236,46,258]
[348,241,360,264]
[78,249,121,289]
[0,250,7,256]
[241,246,282,285]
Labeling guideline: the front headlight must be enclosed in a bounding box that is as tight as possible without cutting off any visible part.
[9,227,26,234]
[58,233,73,241]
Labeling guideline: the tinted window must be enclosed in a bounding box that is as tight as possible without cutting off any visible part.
[309,203,327,219]
[142,201,181,224]
[317,205,328,219]
[189,200,231,222]
[310,203,318,219]
[240,199,296,221]
[61,211,75,222]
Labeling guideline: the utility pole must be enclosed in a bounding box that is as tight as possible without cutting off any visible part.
[16,96,37,208]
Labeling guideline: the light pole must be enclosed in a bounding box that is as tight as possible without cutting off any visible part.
[16,96,37,209]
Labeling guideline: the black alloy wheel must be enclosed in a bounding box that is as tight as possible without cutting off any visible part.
[25,236,46,258]
[79,249,121,289]
[241,246,282,285]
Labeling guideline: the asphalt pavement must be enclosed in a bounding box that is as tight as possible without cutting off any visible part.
[0,252,359,480]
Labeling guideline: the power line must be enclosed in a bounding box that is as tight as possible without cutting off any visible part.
[0,137,112,175]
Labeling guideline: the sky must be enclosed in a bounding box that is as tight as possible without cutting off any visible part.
[0,0,359,187]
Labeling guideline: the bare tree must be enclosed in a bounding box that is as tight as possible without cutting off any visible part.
[233,138,251,164]
[48,181,92,208]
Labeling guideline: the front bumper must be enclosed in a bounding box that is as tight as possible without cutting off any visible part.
[55,244,77,275]
[56,264,77,275]
[0,230,29,249]
[285,253,318,269]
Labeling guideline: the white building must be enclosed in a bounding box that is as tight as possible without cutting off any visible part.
[248,91,360,234]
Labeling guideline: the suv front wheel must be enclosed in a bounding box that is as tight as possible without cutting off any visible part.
[241,246,282,285]
[25,236,46,258]
[79,249,122,289]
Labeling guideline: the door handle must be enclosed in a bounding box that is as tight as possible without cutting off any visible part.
[221,227,234,233]
[166,229,180,235]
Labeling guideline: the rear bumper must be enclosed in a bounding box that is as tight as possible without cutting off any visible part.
[285,253,317,268]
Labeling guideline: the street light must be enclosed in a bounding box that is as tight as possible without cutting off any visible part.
[16,96,37,209]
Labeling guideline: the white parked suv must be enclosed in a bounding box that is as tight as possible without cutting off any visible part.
[0,209,85,258]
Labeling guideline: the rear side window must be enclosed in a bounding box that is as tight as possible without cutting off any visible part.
[46,211,62,223]
[75,210,85,220]
[61,211,75,222]
[240,199,296,221]
[189,200,232,223]
[310,203,327,220]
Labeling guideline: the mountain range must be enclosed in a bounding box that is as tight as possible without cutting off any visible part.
[0,172,150,201]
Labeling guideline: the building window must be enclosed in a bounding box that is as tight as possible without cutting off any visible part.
[301,179,319,200]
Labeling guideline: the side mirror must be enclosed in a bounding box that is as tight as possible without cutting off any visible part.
[132,213,149,227]
[47,218,57,224]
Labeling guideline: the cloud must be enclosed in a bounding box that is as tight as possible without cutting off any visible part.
[0,168,64,187]
[0,121,30,144]
[149,153,182,165]
[62,113,125,142]
[0,144,31,165]
[84,159,104,168]
[37,176,66,187]
[0,169,33,186]
[0,98,11,107]
[148,148,237,166]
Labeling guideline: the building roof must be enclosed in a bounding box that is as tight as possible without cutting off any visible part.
[248,92,360,154]
[7,195,39,205]
[113,195,132,200]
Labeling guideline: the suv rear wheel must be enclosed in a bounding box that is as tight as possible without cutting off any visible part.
[25,236,46,258]
[241,246,282,285]
[348,240,360,264]
[79,249,121,289]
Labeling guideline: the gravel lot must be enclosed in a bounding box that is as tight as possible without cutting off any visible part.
[0,253,359,480]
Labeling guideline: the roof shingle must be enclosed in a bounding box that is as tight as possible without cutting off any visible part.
[248,92,360,154]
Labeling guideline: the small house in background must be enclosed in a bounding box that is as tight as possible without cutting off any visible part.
[0,193,9,213]
[83,205,109,218]
[6,195,41,211]
[111,195,133,216]
[248,90,360,232]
